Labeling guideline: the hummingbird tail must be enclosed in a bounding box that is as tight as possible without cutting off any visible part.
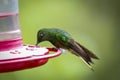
[69,39,99,69]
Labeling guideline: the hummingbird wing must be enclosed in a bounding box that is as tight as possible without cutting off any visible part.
[55,32,99,69]
[68,39,99,69]
[75,41,99,59]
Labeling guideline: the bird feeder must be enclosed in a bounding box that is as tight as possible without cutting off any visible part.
[0,0,61,73]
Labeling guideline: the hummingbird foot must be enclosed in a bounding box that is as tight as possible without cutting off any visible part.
[59,48,68,54]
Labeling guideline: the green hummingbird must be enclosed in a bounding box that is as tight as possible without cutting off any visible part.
[36,28,99,70]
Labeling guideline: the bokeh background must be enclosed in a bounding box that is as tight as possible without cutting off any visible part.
[0,0,120,80]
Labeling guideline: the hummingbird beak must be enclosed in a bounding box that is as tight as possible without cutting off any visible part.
[35,41,39,46]
[35,43,38,46]
[35,37,43,46]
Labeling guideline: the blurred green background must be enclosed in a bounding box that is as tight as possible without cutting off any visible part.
[0,0,120,80]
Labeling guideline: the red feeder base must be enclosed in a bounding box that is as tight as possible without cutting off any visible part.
[0,45,61,73]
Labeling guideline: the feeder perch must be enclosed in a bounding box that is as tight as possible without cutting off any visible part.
[0,0,61,73]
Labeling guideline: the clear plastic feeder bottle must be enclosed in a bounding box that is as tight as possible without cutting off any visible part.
[0,0,21,41]
[0,0,61,73]
[0,0,22,51]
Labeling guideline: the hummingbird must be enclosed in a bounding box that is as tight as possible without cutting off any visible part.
[36,28,99,70]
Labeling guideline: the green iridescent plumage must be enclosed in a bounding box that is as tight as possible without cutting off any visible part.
[36,28,99,69]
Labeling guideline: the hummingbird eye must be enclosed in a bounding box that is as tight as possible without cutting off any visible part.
[40,33,44,37]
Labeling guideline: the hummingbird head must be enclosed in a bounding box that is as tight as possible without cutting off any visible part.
[36,28,50,46]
